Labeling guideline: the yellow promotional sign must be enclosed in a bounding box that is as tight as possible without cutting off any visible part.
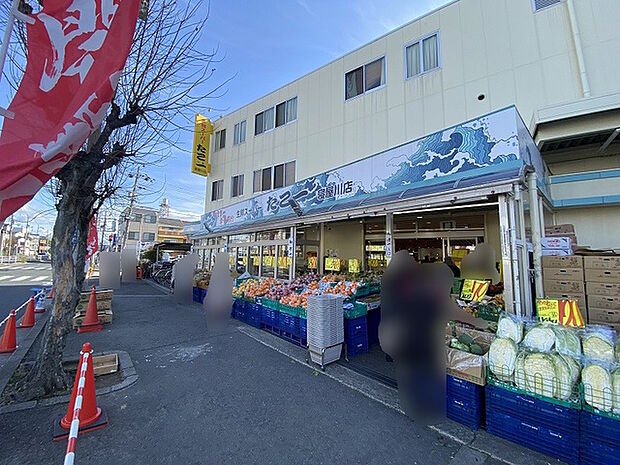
[325,257,341,272]
[460,279,490,302]
[537,298,585,327]
[191,114,213,176]
[252,256,260,266]
[308,256,317,269]
[262,255,274,267]
[348,258,360,273]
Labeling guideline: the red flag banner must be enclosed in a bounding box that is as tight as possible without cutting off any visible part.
[85,215,98,260]
[0,0,140,221]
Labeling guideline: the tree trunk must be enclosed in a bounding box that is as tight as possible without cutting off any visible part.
[10,165,98,401]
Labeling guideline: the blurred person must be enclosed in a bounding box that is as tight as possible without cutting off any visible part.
[203,252,233,328]
[379,250,483,423]
[444,256,460,277]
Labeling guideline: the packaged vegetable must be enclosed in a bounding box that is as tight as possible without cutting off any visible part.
[522,323,555,352]
[552,326,581,359]
[582,363,613,412]
[549,353,573,400]
[524,352,556,398]
[583,334,615,363]
[488,337,518,382]
[496,314,524,344]
[514,350,528,391]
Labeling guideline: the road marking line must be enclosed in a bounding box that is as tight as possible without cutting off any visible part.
[0,276,13,281]
[10,276,31,282]
[31,276,49,282]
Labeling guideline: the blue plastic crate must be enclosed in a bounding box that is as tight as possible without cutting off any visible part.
[485,384,579,434]
[366,309,380,345]
[580,410,620,446]
[580,437,620,465]
[346,338,369,357]
[447,375,483,402]
[261,306,279,327]
[199,288,207,304]
[278,313,300,337]
[299,318,307,340]
[344,316,367,339]
[486,409,579,464]
[447,395,482,430]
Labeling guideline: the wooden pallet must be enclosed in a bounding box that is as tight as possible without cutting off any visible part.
[79,289,114,302]
[93,354,118,376]
[72,310,113,329]
[75,299,112,313]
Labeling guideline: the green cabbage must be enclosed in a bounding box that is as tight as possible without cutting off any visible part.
[524,352,556,398]
[550,353,572,400]
[582,364,613,412]
[559,353,581,387]
[522,324,556,352]
[514,351,528,391]
[613,368,620,415]
[582,335,614,362]
[615,339,620,363]
[497,315,524,344]
[553,326,581,359]
[489,337,518,382]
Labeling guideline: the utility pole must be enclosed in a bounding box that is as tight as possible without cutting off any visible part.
[8,215,14,258]
[122,166,141,250]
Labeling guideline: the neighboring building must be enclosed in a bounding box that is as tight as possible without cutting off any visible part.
[201,0,620,250]
[119,205,188,249]
[189,0,620,317]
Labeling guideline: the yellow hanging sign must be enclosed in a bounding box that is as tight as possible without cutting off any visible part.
[348,258,360,273]
[537,298,585,327]
[308,256,317,269]
[325,257,341,272]
[191,114,213,176]
[460,279,490,302]
[252,256,260,266]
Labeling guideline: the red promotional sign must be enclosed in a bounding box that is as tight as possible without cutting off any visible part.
[85,216,98,260]
[0,0,140,221]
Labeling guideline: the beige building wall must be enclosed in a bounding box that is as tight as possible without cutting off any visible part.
[554,206,620,250]
[323,221,364,262]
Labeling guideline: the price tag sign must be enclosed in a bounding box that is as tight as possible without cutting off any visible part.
[308,256,317,269]
[348,258,360,273]
[252,256,260,266]
[385,233,393,259]
[460,279,490,302]
[325,257,341,272]
[537,298,584,327]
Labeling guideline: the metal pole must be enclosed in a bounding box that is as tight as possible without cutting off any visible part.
[318,222,325,275]
[385,213,393,265]
[123,167,141,249]
[527,173,544,300]
[515,186,533,317]
[507,193,522,316]
[498,195,515,314]
[289,226,295,281]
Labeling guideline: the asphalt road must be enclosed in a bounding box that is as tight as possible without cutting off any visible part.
[0,262,52,320]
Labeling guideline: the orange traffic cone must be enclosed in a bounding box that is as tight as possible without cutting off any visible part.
[0,310,17,353]
[53,342,108,440]
[19,298,35,328]
[77,286,103,333]
[47,287,54,299]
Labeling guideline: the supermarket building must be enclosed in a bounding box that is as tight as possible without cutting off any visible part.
[187,0,620,317]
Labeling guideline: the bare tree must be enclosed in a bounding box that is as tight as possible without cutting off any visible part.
[2,0,228,400]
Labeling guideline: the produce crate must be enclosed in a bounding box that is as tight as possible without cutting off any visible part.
[344,316,367,340]
[476,303,501,322]
[299,318,307,340]
[446,375,484,430]
[261,306,279,327]
[199,288,206,304]
[278,313,300,337]
[369,282,381,294]
[193,287,200,303]
[93,354,118,377]
[580,409,620,448]
[298,307,307,319]
[580,436,620,465]
[451,278,464,296]
[246,303,262,328]
[352,283,370,298]
[366,308,380,346]
[345,337,368,357]
[278,303,300,317]
[485,408,579,464]
[261,298,279,310]
[343,301,367,319]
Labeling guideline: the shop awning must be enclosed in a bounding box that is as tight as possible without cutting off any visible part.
[195,106,547,237]
[151,242,192,252]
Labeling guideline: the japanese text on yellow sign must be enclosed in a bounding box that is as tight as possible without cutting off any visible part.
[348,259,360,273]
[537,299,584,327]
[460,279,490,302]
[191,114,213,176]
[325,257,341,272]
[308,257,317,269]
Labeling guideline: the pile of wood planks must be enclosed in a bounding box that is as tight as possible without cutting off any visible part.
[72,289,114,329]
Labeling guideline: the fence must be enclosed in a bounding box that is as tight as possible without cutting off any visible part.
[0,256,18,264]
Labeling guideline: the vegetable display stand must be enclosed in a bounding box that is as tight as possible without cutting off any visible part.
[485,382,579,464]
[343,301,367,319]
[344,316,369,359]
[446,375,484,430]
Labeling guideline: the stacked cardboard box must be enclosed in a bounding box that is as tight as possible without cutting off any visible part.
[545,224,578,247]
[542,255,586,313]
[584,256,620,331]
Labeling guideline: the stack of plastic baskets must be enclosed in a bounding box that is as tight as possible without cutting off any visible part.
[307,294,344,368]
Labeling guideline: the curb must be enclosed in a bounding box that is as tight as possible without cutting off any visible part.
[0,350,138,415]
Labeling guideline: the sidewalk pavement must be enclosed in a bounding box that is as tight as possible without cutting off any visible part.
[0,281,562,465]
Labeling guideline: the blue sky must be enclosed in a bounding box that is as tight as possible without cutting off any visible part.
[6,0,450,234]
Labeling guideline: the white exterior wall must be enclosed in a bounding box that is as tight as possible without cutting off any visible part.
[204,0,620,247]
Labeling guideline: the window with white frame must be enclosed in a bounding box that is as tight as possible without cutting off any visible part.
[127,231,139,240]
[273,161,296,189]
[253,168,273,192]
[345,57,385,100]
[532,0,561,11]
[211,179,224,201]
[143,214,157,224]
[142,232,155,241]
[231,174,244,197]
[255,97,297,135]
[233,120,246,145]
[214,129,226,151]
[405,33,439,78]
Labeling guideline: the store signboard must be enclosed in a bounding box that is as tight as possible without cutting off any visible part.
[191,114,213,176]
[199,106,547,235]
[537,298,584,327]
[385,233,393,260]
